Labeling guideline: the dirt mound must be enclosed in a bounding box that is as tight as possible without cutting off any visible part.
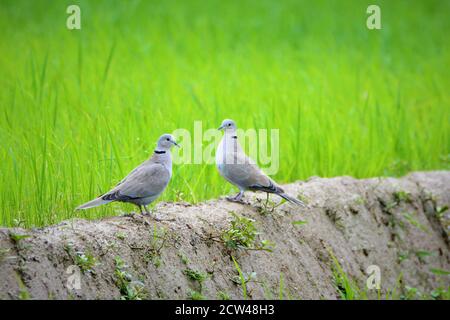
[0,171,449,300]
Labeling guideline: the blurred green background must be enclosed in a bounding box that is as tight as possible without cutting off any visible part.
[0,0,449,227]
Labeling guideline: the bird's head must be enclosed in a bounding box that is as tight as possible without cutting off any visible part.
[157,134,180,150]
[218,119,237,131]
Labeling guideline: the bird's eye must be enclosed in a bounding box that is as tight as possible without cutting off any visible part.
[228,123,231,126]
[166,138,170,141]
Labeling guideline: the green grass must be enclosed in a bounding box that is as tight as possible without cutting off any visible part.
[0,0,449,227]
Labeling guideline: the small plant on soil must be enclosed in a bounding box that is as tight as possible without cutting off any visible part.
[115,232,127,240]
[397,251,410,263]
[142,225,169,268]
[183,267,208,296]
[74,251,97,274]
[292,220,307,226]
[14,272,31,300]
[435,205,448,218]
[9,232,30,244]
[401,286,421,299]
[114,256,148,300]
[188,290,205,300]
[178,251,190,265]
[430,287,450,300]
[429,268,450,276]
[256,196,285,215]
[217,290,230,300]
[402,212,430,234]
[184,268,208,283]
[221,212,274,252]
[414,250,433,263]
[230,255,256,299]
[327,248,367,300]
[393,190,412,203]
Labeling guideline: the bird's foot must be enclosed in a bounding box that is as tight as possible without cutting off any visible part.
[226,196,246,204]
[151,215,162,222]
[126,213,151,226]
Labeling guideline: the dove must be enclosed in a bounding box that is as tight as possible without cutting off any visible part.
[216,119,305,206]
[76,134,180,217]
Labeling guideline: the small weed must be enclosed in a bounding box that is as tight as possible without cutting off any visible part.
[430,287,450,300]
[183,267,208,294]
[436,205,448,218]
[142,225,169,268]
[400,284,450,300]
[292,220,307,226]
[63,241,97,274]
[401,286,421,300]
[217,290,230,300]
[74,251,97,274]
[327,247,367,300]
[116,232,127,240]
[221,212,274,252]
[231,255,248,299]
[184,268,208,283]
[231,271,257,286]
[397,251,409,263]
[385,273,403,300]
[354,196,365,206]
[414,250,433,262]
[429,268,450,276]
[15,272,30,300]
[393,190,412,203]
[325,208,345,230]
[114,256,148,300]
[256,195,285,215]
[9,232,30,244]
[178,251,190,265]
[402,213,430,234]
[188,290,205,300]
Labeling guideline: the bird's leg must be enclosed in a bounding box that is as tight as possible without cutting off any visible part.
[144,205,162,221]
[227,190,245,203]
[235,190,244,202]
[138,206,144,215]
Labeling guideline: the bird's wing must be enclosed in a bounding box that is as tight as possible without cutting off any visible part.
[225,152,283,193]
[103,163,170,201]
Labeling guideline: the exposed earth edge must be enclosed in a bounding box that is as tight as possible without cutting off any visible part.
[0,171,449,300]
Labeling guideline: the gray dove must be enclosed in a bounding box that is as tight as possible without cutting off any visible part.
[76,134,179,216]
[216,119,305,206]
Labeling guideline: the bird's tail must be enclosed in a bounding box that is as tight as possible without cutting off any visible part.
[75,197,112,210]
[278,193,307,207]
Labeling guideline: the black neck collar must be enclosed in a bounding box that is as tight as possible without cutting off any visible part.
[231,135,237,139]
[154,150,166,154]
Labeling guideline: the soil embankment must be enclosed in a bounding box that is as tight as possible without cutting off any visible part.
[0,171,449,299]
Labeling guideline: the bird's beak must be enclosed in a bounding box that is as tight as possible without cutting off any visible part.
[218,125,224,130]
[173,141,181,148]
